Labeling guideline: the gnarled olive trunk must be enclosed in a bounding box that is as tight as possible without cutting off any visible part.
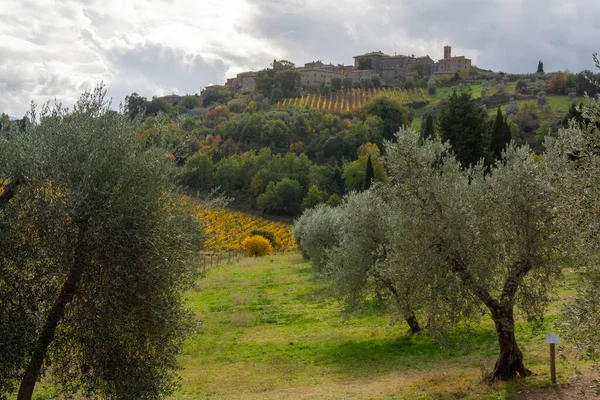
[17,224,88,400]
[378,276,422,334]
[489,306,532,380]
[405,311,422,334]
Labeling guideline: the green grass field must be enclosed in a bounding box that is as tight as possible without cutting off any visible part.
[173,253,585,400]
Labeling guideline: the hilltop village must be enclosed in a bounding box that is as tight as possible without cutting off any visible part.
[217,46,472,94]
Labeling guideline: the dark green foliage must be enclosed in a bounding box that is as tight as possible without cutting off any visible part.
[421,113,435,142]
[363,97,409,142]
[255,59,301,100]
[180,152,214,188]
[202,87,231,107]
[124,92,148,119]
[437,91,489,168]
[256,178,303,215]
[146,97,172,116]
[331,77,342,91]
[575,70,600,97]
[363,155,374,190]
[489,107,512,160]
[343,77,353,90]
[179,95,201,110]
[250,229,279,249]
[562,102,585,128]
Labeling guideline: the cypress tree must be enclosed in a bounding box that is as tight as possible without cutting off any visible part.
[422,113,435,142]
[438,91,488,168]
[364,155,375,190]
[489,107,511,160]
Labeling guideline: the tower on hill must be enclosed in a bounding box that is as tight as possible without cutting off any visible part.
[444,46,452,59]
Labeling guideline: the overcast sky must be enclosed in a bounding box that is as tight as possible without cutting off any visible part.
[1,0,599,116]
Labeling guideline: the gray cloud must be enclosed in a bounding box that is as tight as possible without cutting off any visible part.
[245,0,600,72]
[1,0,600,117]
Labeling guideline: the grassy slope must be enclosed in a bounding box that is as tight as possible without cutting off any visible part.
[177,253,583,400]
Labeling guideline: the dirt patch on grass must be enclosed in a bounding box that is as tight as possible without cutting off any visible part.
[229,311,257,326]
[515,372,599,400]
[232,293,253,304]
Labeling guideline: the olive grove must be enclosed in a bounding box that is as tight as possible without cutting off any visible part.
[295,122,588,379]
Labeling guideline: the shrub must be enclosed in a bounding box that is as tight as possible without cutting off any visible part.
[537,91,547,107]
[427,78,437,95]
[515,79,528,93]
[241,235,274,256]
[250,229,279,249]
[205,105,230,120]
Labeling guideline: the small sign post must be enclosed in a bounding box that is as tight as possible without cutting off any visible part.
[545,334,560,385]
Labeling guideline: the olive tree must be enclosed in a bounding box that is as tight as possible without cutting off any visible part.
[381,127,574,379]
[326,191,423,333]
[292,203,344,275]
[557,88,600,361]
[0,87,202,400]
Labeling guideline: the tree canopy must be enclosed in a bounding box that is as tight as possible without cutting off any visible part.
[0,87,202,400]
[437,90,489,168]
[295,126,579,380]
[255,59,302,99]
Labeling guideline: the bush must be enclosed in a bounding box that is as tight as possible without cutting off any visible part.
[250,229,279,249]
[241,235,274,256]
[427,78,437,95]
[515,79,528,93]
[537,91,547,107]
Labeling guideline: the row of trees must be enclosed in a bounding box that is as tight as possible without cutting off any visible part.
[294,112,599,379]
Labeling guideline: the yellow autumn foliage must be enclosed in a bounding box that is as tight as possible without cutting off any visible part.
[278,88,425,114]
[193,202,295,251]
[241,235,273,257]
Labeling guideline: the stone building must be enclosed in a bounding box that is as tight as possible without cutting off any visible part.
[352,51,388,72]
[434,46,471,75]
[160,94,183,105]
[352,51,436,85]
[301,68,343,87]
[347,69,379,82]
[235,71,256,93]
[219,45,473,93]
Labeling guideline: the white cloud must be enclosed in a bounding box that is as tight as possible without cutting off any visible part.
[1,0,599,116]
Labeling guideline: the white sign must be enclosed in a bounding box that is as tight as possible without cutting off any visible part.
[546,334,560,344]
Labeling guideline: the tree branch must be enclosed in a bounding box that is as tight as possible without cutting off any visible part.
[0,180,19,206]
[499,261,533,310]
[450,258,500,312]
